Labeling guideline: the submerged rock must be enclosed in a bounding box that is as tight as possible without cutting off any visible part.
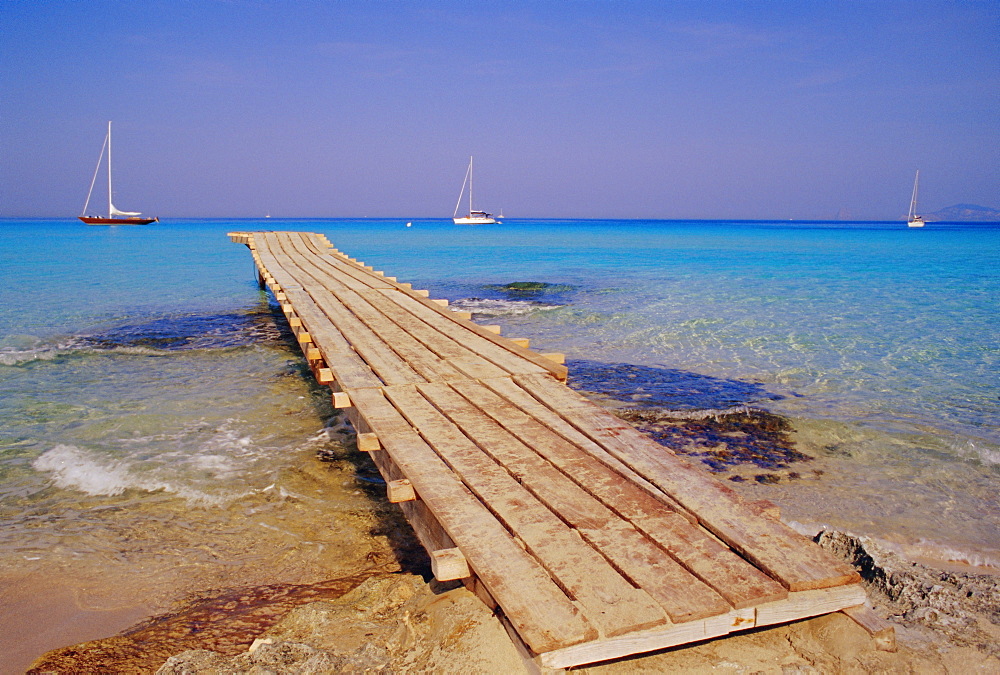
[817,530,1000,656]
[484,281,575,298]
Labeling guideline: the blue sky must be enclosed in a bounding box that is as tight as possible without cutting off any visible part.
[1,1,997,219]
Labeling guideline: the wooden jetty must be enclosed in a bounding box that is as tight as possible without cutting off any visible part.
[230,231,888,670]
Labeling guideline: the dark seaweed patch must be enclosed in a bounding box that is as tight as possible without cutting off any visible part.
[619,407,811,473]
[567,359,783,410]
[75,304,293,352]
[566,360,808,475]
[483,281,576,300]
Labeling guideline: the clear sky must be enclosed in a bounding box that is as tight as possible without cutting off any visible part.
[1,1,997,220]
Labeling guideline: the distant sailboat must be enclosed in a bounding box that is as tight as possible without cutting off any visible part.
[452,156,497,225]
[79,121,157,225]
[907,170,925,228]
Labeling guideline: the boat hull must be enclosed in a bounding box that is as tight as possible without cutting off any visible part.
[907,217,925,228]
[79,216,158,225]
[453,216,497,225]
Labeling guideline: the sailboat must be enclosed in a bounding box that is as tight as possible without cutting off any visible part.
[79,121,157,225]
[907,170,925,228]
[452,156,497,225]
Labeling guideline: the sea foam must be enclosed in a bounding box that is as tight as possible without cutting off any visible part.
[449,297,563,316]
[32,444,174,497]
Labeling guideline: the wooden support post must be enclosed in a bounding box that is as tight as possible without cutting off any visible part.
[482,325,502,334]
[430,548,471,582]
[305,347,322,362]
[431,298,449,307]
[289,317,302,330]
[387,478,417,503]
[332,391,352,408]
[357,432,381,452]
[510,338,530,348]
[841,605,896,652]
[414,289,430,297]
[453,311,473,320]
[316,368,334,385]
[540,352,566,364]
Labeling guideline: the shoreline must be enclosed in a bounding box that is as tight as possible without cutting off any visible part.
[12,383,1000,672]
[25,527,1000,673]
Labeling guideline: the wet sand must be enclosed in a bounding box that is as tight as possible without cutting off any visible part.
[3,573,152,674]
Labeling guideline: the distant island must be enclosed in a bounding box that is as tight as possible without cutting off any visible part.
[923,204,1000,222]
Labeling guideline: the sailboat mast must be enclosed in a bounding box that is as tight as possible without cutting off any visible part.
[469,156,474,213]
[909,170,919,220]
[106,121,113,218]
[453,159,471,218]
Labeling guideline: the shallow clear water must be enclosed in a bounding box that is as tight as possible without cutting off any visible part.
[1,217,998,665]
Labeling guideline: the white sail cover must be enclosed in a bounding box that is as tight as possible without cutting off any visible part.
[110,203,142,217]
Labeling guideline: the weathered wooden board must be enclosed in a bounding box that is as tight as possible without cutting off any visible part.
[450,378,788,610]
[383,383,669,637]
[232,231,868,669]
[345,386,596,653]
[414,381,734,623]
[514,372,860,592]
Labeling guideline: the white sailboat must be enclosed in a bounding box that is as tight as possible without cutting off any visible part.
[907,170,925,228]
[79,121,157,225]
[452,156,497,225]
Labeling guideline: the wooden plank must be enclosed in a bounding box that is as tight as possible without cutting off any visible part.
[357,288,511,381]
[841,605,896,652]
[383,383,669,637]
[295,231,398,291]
[285,232,511,383]
[540,583,866,670]
[479,376,694,521]
[291,231,567,380]
[375,289,554,378]
[415,381,731,624]
[755,583,867,627]
[387,478,416,503]
[344,386,596,652]
[260,235,426,386]
[252,236,385,389]
[514,373,861,592]
[450,379,787,610]
[277,233,468,383]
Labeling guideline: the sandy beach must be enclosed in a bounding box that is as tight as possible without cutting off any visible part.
[20,405,1000,673]
[24,527,1000,673]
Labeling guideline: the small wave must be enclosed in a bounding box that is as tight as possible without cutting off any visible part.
[950,437,1000,467]
[449,297,564,317]
[903,539,1000,571]
[31,436,261,505]
[0,335,90,366]
[33,444,177,498]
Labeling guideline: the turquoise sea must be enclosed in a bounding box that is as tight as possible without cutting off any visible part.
[2,217,998,667]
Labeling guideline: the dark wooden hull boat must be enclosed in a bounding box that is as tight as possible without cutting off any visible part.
[79,216,158,225]
[79,121,157,225]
